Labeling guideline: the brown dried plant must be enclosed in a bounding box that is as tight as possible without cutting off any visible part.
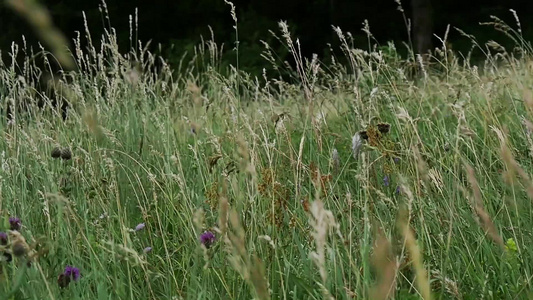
[464,163,505,250]
[369,228,398,300]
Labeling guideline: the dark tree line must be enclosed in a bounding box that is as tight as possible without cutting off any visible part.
[412,0,433,54]
[1,0,532,73]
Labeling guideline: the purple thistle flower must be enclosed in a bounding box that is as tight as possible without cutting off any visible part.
[143,247,152,253]
[9,217,21,231]
[134,223,145,232]
[383,175,390,187]
[199,231,216,249]
[63,265,81,281]
[0,232,7,245]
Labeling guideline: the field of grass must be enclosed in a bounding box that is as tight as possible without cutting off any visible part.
[1,3,533,300]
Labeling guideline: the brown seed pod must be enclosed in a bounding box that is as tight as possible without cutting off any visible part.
[3,252,12,262]
[208,154,222,172]
[60,148,72,160]
[377,123,391,134]
[51,147,62,159]
[57,274,71,288]
[12,242,27,257]
[301,197,310,213]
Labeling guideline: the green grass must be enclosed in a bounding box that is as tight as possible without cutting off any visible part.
[1,5,533,300]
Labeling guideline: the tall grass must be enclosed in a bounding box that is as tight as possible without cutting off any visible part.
[1,1,533,299]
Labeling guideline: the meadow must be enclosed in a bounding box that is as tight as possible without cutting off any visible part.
[1,3,533,299]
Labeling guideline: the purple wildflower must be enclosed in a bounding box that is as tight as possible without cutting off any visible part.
[63,265,81,281]
[134,223,145,232]
[394,157,400,164]
[9,217,21,231]
[199,231,216,249]
[143,247,152,253]
[395,186,401,195]
[0,232,7,245]
[383,175,390,187]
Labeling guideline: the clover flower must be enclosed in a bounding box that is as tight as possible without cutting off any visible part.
[135,223,145,232]
[383,175,390,187]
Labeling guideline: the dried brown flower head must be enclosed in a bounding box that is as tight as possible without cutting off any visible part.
[51,147,62,159]
[60,148,72,160]
[208,154,222,172]
[12,241,27,257]
[377,123,391,134]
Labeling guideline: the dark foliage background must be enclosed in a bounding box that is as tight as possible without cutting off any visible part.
[1,0,532,75]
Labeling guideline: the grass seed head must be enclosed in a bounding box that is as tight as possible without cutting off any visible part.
[352,132,363,159]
